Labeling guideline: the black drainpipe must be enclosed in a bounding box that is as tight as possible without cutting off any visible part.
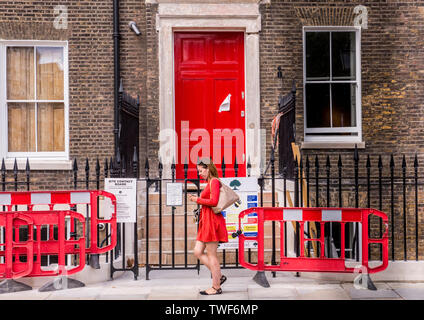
[113,0,120,158]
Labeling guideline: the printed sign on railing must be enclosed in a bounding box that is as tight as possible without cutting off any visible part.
[218,177,258,250]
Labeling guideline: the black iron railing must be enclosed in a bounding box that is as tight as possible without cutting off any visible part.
[142,146,424,279]
[2,144,423,281]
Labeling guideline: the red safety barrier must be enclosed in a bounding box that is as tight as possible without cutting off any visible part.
[0,212,34,279]
[237,207,389,275]
[0,190,117,282]
[0,210,86,278]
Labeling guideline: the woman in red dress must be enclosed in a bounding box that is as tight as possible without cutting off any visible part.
[188,158,228,295]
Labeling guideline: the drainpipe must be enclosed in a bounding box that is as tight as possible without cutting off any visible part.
[113,0,120,158]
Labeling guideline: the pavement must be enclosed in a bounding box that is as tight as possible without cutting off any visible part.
[1,267,424,300]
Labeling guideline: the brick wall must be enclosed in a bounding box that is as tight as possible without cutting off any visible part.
[1,1,423,259]
[0,0,146,189]
[2,1,423,182]
[257,0,424,260]
[259,1,424,162]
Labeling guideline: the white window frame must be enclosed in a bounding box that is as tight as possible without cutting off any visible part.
[0,40,69,161]
[303,26,362,143]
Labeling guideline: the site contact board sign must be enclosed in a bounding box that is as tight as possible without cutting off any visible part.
[218,177,259,250]
[166,182,183,206]
[105,178,137,223]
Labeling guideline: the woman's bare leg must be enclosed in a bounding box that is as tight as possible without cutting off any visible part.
[204,242,221,293]
[194,241,211,270]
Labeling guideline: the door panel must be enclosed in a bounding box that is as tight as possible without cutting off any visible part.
[174,32,246,180]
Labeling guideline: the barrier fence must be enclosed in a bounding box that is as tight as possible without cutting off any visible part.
[0,190,117,292]
[143,147,424,280]
[235,207,388,286]
[1,152,139,283]
[2,145,423,282]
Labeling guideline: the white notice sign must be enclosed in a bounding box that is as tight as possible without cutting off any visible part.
[166,183,183,206]
[105,178,137,223]
[217,177,259,250]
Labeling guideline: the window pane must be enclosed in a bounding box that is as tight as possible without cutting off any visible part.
[332,83,356,127]
[7,47,34,100]
[306,83,330,128]
[306,32,330,80]
[37,103,65,152]
[36,47,64,100]
[332,32,356,80]
[8,103,36,152]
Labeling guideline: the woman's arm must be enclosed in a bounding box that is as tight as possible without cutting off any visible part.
[196,179,220,207]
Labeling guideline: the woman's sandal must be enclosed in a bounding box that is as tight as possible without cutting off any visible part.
[199,287,223,295]
[220,275,227,285]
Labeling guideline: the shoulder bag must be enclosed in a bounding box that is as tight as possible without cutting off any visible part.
[209,178,240,214]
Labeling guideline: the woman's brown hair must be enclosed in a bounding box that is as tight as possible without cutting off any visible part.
[197,157,219,181]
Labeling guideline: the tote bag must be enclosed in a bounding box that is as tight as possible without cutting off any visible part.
[209,178,240,214]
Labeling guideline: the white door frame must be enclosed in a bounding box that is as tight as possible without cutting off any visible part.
[156,3,262,178]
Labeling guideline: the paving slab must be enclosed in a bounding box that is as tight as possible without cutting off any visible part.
[342,282,401,300]
[297,288,351,300]
[220,284,248,292]
[99,285,151,297]
[147,287,200,300]
[267,281,342,290]
[247,285,298,300]
[97,294,149,300]
[387,282,424,289]
[0,290,52,300]
[2,268,423,300]
[386,282,424,300]
[271,273,322,285]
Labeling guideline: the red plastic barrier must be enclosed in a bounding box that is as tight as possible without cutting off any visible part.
[0,210,86,278]
[237,207,389,275]
[0,190,117,280]
[0,212,34,279]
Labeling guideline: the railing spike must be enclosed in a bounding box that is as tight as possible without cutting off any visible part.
[171,156,176,170]
[354,144,359,162]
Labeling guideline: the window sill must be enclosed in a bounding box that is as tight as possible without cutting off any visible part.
[4,159,73,171]
[301,141,366,150]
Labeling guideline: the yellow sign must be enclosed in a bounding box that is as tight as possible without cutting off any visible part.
[243,225,258,232]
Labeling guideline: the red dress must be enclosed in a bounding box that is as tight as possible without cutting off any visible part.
[196,178,228,243]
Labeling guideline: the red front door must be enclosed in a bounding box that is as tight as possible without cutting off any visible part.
[174,32,246,180]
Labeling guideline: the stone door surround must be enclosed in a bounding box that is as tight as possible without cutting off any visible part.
[156,2,262,177]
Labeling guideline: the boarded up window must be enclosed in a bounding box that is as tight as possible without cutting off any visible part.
[6,46,65,152]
